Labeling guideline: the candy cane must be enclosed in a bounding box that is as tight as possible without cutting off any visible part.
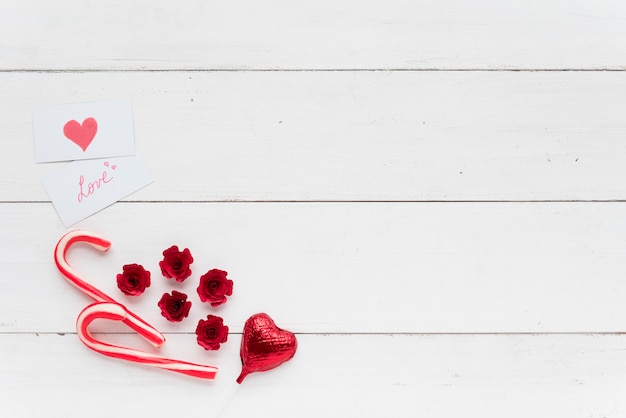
[55,231,218,380]
[55,230,117,302]
[77,302,218,379]
[54,230,164,347]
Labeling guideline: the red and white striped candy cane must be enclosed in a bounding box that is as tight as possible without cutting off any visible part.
[54,230,165,347]
[77,302,218,379]
[55,230,218,379]
[54,230,115,303]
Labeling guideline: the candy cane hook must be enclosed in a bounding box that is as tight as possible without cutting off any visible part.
[54,230,165,347]
[55,230,115,303]
[77,302,218,379]
[55,231,218,379]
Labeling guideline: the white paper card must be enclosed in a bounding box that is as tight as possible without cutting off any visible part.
[42,155,153,227]
[33,100,136,163]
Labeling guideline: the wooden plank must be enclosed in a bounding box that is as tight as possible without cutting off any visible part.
[5,71,626,202]
[2,0,626,70]
[2,202,626,333]
[0,333,624,417]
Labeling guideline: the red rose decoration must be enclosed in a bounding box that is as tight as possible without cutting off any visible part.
[159,245,194,282]
[197,269,233,307]
[116,264,151,296]
[157,290,192,322]
[195,315,229,350]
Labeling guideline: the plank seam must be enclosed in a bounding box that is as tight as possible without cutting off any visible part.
[1,69,626,73]
[4,201,626,204]
[9,332,626,336]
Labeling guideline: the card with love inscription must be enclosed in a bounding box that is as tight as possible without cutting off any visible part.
[41,155,153,227]
[33,100,135,163]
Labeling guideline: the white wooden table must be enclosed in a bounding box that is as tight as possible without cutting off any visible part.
[2,1,626,416]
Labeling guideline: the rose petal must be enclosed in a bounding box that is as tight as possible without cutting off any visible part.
[196,315,229,350]
[160,246,194,282]
[116,264,151,296]
[158,290,192,322]
[197,269,233,306]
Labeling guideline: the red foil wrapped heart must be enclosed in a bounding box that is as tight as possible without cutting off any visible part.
[236,313,297,383]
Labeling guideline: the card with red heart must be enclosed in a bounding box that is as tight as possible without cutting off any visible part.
[41,155,153,226]
[32,100,136,163]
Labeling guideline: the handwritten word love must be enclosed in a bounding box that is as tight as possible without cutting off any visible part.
[77,162,116,203]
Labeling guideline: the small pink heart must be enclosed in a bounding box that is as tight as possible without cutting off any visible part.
[103,162,109,167]
[63,117,98,152]
[111,165,117,170]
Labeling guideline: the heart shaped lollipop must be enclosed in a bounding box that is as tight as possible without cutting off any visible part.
[237,313,297,383]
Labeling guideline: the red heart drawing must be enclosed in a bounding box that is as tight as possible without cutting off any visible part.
[63,117,98,152]
[237,313,297,383]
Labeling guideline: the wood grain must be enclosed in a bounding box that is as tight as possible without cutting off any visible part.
[3,202,625,333]
[1,333,624,417]
[2,0,626,70]
[3,0,625,415]
[5,71,626,202]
